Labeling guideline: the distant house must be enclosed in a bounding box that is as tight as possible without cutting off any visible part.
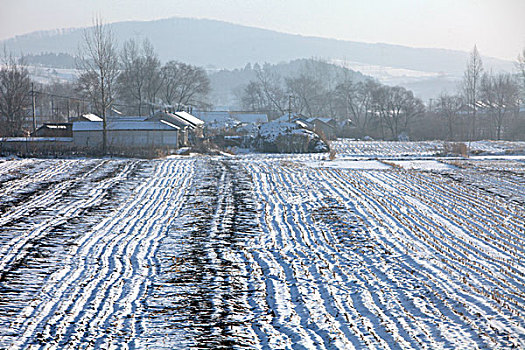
[174,111,205,138]
[193,111,268,130]
[306,118,337,140]
[72,119,179,150]
[193,111,236,129]
[147,111,192,146]
[31,123,72,138]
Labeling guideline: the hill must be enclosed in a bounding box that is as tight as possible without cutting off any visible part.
[3,17,516,101]
[3,17,514,76]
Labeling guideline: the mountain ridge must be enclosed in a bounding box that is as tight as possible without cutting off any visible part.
[3,17,514,76]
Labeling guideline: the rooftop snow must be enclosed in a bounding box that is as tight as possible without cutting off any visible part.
[175,111,204,126]
[81,113,103,122]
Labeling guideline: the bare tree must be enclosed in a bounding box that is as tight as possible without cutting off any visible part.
[76,17,120,153]
[240,81,267,111]
[118,39,146,115]
[118,39,162,116]
[161,61,210,110]
[285,73,325,117]
[291,59,341,117]
[371,85,424,140]
[142,40,162,115]
[462,45,483,141]
[254,64,287,116]
[0,51,31,136]
[334,79,378,136]
[437,93,464,140]
[480,72,519,139]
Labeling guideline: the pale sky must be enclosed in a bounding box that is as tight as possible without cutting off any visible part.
[1,0,524,61]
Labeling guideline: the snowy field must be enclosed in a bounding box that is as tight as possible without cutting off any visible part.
[0,140,524,349]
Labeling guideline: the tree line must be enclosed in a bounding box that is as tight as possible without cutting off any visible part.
[240,47,525,141]
[0,18,211,138]
[2,19,525,141]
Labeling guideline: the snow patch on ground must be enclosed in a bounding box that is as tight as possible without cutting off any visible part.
[305,159,392,170]
[388,160,457,171]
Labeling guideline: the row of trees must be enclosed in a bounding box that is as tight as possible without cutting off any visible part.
[240,60,425,139]
[240,49,525,141]
[437,46,522,141]
[0,19,211,139]
[76,19,211,120]
[0,52,32,136]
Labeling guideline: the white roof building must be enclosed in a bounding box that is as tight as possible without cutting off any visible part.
[174,111,205,127]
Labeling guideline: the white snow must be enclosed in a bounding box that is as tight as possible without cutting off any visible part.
[0,141,524,349]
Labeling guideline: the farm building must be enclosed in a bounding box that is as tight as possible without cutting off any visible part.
[193,111,268,130]
[147,111,194,146]
[173,111,205,138]
[31,123,73,137]
[72,119,180,150]
[306,117,337,140]
[193,111,238,129]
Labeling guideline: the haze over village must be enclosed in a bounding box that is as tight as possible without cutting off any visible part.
[0,1,525,349]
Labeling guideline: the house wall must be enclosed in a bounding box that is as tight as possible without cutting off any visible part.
[74,130,178,149]
[313,122,336,140]
[73,131,103,149]
[108,130,177,148]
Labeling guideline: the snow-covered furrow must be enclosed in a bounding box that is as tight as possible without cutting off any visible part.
[277,165,468,348]
[0,158,40,177]
[370,170,525,280]
[1,153,523,348]
[365,171,525,308]
[330,140,442,157]
[0,160,135,276]
[0,159,105,227]
[441,160,525,204]
[0,159,87,198]
[140,159,269,348]
[331,140,525,158]
[0,160,145,339]
[1,159,194,349]
[245,162,397,348]
[242,159,524,348]
[319,167,525,347]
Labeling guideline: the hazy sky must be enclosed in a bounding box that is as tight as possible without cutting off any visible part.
[1,0,524,61]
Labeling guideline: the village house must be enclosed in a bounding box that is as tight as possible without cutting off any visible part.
[193,111,268,131]
[147,111,191,147]
[31,123,73,138]
[305,117,337,140]
[148,111,205,144]
[173,111,205,138]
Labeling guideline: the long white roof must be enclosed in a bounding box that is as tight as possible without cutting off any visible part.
[174,111,204,126]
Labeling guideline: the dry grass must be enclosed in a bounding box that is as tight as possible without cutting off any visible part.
[442,142,468,157]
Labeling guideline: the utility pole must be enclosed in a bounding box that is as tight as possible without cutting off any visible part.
[31,83,36,133]
[67,99,70,122]
[288,95,293,122]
